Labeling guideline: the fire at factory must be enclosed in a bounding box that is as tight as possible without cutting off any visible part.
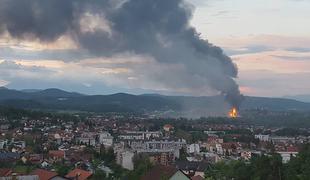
[228,107,238,118]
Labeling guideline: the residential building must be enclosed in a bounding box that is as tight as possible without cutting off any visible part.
[98,132,113,147]
[76,132,96,146]
[0,175,39,180]
[277,151,298,163]
[255,134,270,142]
[187,144,200,154]
[116,150,134,170]
[141,165,190,180]
[163,124,174,132]
[0,169,12,177]
[31,169,58,180]
[65,168,92,180]
[175,161,209,178]
[0,139,7,149]
[119,131,161,141]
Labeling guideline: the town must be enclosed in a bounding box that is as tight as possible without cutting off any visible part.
[0,107,309,180]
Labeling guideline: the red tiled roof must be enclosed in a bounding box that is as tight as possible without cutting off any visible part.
[49,150,65,158]
[0,168,12,177]
[29,154,43,163]
[31,169,58,180]
[164,124,174,128]
[287,146,299,152]
[65,168,92,180]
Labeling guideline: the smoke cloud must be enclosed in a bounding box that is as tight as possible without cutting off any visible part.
[0,0,243,107]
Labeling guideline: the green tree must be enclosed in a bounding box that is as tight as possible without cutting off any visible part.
[54,164,71,176]
[205,154,283,180]
[285,144,310,180]
[179,147,188,161]
[127,154,153,180]
[250,154,283,180]
[91,170,107,180]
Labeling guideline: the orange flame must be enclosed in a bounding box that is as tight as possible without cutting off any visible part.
[229,107,238,118]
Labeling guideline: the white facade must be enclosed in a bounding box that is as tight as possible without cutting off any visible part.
[117,150,134,170]
[99,132,113,147]
[77,132,96,146]
[203,152,221,163]
[216,144,223,155]
[187,144,200,154]
[0,139,7,149]
[137,148,180,159]
[146,139,186,150]
[12,141,26,149]
[255,134,270,142]
[2,175,39,180]
[278,151,298,163]
[77,137,96,146]
[269,136,295,143]
[119,131,161,140]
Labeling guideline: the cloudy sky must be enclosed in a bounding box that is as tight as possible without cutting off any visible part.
[0,0,309,97]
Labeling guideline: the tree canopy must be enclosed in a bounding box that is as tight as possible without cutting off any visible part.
[205,144,310,180]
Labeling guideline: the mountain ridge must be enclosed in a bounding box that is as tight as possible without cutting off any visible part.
[284,94,310,103]
[0,88,310,116]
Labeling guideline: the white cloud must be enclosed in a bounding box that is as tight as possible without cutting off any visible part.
[79,12,112,35]
[0,32,78,51]
[0,79,9,87]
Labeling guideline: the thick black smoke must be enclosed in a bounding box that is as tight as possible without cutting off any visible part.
[0,0,243,107]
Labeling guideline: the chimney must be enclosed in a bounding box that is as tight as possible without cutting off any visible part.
[75,172,81,180]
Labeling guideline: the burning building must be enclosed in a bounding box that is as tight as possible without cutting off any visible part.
[228,107,238,118]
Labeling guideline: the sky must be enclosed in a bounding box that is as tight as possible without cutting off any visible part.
[0,0,309,97]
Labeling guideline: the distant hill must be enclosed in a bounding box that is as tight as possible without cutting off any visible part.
[33,88,83,98]
[21,89,42,93]
[242,96,310,111]
[0,88,32,100]
[0,88,310,116]
[0,88,83,100]
[284,94,310,103]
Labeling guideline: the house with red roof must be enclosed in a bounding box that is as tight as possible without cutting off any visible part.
[287,146,299,152]
[0,168,12,177]
[65,168,92,180]
[31,169,58,180]
[48,150,65,162]
[163,124,174,132]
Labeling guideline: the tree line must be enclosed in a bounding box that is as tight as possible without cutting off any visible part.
[205,144,310,180]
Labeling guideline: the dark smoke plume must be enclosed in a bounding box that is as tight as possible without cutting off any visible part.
[0,0,243,107]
